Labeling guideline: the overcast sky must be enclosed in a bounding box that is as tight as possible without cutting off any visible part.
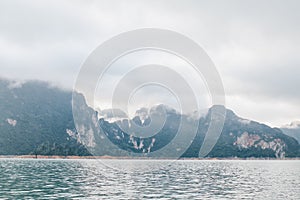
[0,0,299,127]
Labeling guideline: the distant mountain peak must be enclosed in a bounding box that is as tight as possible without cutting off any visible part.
[282,121,300,129]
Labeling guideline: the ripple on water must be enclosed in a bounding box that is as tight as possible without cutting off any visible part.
[0,159,299,199]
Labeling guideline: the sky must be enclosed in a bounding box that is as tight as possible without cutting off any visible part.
[0,0,299,127]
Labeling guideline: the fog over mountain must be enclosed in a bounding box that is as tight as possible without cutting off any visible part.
[0,78,299,158]
[281,121,300,143]
[0,78,90,156]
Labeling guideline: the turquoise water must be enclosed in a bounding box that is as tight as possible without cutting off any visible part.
[0,159,299,199]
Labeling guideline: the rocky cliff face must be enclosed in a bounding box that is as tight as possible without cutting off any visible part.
[233,132,286,158]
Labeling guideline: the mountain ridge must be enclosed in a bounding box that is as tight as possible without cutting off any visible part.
[0,78,299,158]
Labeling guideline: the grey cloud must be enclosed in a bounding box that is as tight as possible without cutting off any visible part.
[0,0,299,126]
[224,63,300,102]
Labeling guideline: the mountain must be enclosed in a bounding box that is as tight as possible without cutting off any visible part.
[0,79,90,156]
[206,110,299,158]
[96,105,300,158]
[281,121,300,143]
[0,78,299,158]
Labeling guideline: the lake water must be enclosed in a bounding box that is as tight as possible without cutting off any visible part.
[0,159,299,199]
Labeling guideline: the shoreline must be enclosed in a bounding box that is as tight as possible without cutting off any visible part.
[0,155,299,160]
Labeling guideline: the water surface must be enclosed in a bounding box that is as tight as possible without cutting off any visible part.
[0,159,299,199]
